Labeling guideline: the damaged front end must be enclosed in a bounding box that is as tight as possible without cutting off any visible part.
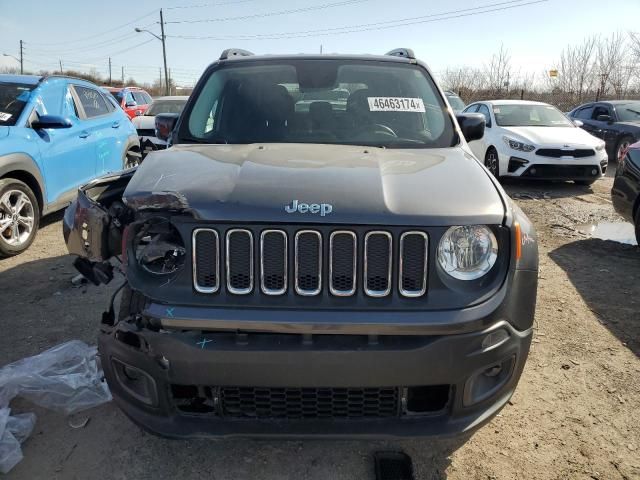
[63,168,189,287]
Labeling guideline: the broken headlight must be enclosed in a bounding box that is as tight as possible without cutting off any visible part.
[134,218,186,275]
[437,225,498,280]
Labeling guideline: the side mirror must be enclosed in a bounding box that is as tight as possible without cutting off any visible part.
[596,114,612,122]
[32,115,73,130]
[155,113,179,142]
[573,119,584,127]
[126,101,137,108]
[456,113,485,142]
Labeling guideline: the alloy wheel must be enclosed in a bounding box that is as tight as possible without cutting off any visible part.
[617,139,632,161]
[0,190,35,247]
[486,151,499,177]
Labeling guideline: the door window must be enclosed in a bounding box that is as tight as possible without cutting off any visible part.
[592,105,612,120]
[74,86,110,118]
[132,92,147,105]
[477,104,492,127]
[125,92,135,106]
[463,104,479,113]
[574,106,593,119]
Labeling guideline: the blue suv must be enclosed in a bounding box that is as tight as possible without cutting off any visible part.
[0,74,139,256]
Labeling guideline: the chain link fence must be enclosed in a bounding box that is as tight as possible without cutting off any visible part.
[455,88,640,112]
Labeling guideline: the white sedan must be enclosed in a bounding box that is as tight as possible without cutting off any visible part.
[131,96,188,157]
[462,100,608,185]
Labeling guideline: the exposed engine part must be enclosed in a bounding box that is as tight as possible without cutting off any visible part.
[133,218,186,275]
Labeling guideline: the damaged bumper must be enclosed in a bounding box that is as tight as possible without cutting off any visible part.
[98,273,536,439]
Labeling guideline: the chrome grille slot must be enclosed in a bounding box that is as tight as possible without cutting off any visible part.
[329,231,356,296]
[191,226,430,300]
[192,228,220,293]
[399,232,428,297]
[295,230,322,296]
[364,231,392,297]
[260,230,287,295]
[226,229,253,294]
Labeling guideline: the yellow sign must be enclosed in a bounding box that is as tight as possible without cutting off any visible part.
[549,69,558,78]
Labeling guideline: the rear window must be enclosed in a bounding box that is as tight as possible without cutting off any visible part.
[0,82,35,126]
[74,86,110,118]
[110,91,123,103]
[146,99,187,116]
[182,60,455,149]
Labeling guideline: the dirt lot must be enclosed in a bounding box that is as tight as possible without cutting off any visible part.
[1,173,639,480]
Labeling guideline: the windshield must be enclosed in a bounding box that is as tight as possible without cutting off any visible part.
[0,82,35,126]
[616,103,640,122]
[446,94,465,111]
[146,99,187,116]
[494,103,573,127]
[182,60,455,148]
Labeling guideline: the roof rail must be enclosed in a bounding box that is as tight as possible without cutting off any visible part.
[219,48,254,60]
[385,48,415,60]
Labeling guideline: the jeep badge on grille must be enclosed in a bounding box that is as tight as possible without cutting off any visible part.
[284,200,333,216]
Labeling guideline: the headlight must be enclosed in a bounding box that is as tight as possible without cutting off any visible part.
[503,136,536,152]
[595,143,605,151]
[437,225,498,280]
[134,218,186,275]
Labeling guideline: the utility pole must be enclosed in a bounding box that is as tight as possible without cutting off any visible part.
[59,60,63,74]
[159,67,162,91]
[168,68,172,95]
[159,8,169,95]
[121,66,124,84]
[320,45,323,54]
[19,40,23,74]
[108,57,112,85]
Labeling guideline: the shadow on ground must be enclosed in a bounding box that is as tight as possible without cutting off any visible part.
[549,238,640,356]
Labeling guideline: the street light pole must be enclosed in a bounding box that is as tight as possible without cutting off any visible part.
[160,9,169,96]
[19,40,23,75]
[134,10,169,95]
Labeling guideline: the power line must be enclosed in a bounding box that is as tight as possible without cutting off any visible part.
[166,0,369,24]
[169,0,547,40]
[165,0,256,10]
[29,9,158,47]
[29,32,141,56]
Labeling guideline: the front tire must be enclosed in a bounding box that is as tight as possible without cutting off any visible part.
[0,178,40,257]
[124,146,142,169]
[485,148,500,178]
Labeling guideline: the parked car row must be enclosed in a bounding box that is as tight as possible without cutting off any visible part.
[0,74,140,256]
[462,100,608,185]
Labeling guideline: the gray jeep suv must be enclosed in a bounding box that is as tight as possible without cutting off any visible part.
[64,48,538,438]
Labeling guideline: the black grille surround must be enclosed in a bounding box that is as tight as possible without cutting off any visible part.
[180,223,510,311]
[192,226,429,300]
[535,148,596,158]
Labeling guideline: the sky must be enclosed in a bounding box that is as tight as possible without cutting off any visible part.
[1,0,639,87]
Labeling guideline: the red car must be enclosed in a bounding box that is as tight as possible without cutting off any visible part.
[104,86,153,119]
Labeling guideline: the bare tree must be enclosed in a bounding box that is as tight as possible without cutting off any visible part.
[483,44,512,95]
[552,36,597,103]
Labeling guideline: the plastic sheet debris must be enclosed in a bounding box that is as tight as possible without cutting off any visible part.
[0,341,111,473]
[0,409,36,474]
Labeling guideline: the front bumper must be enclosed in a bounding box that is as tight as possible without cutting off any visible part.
[99,270,536,439]
[499,148,608,179]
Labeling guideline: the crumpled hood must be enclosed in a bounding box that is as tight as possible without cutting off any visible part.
[502,125,601,147]
[123,143,506,226]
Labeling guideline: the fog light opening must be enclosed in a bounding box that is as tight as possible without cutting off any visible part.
[591,169,597,176]
[463,355,516,407]
[112,358,158,406]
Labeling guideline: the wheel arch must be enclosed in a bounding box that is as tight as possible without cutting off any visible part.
[0,153,46,215]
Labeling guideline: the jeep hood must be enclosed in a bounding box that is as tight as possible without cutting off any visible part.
[123,143,506,225]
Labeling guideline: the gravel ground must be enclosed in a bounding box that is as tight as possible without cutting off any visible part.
[1,173,639,480]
